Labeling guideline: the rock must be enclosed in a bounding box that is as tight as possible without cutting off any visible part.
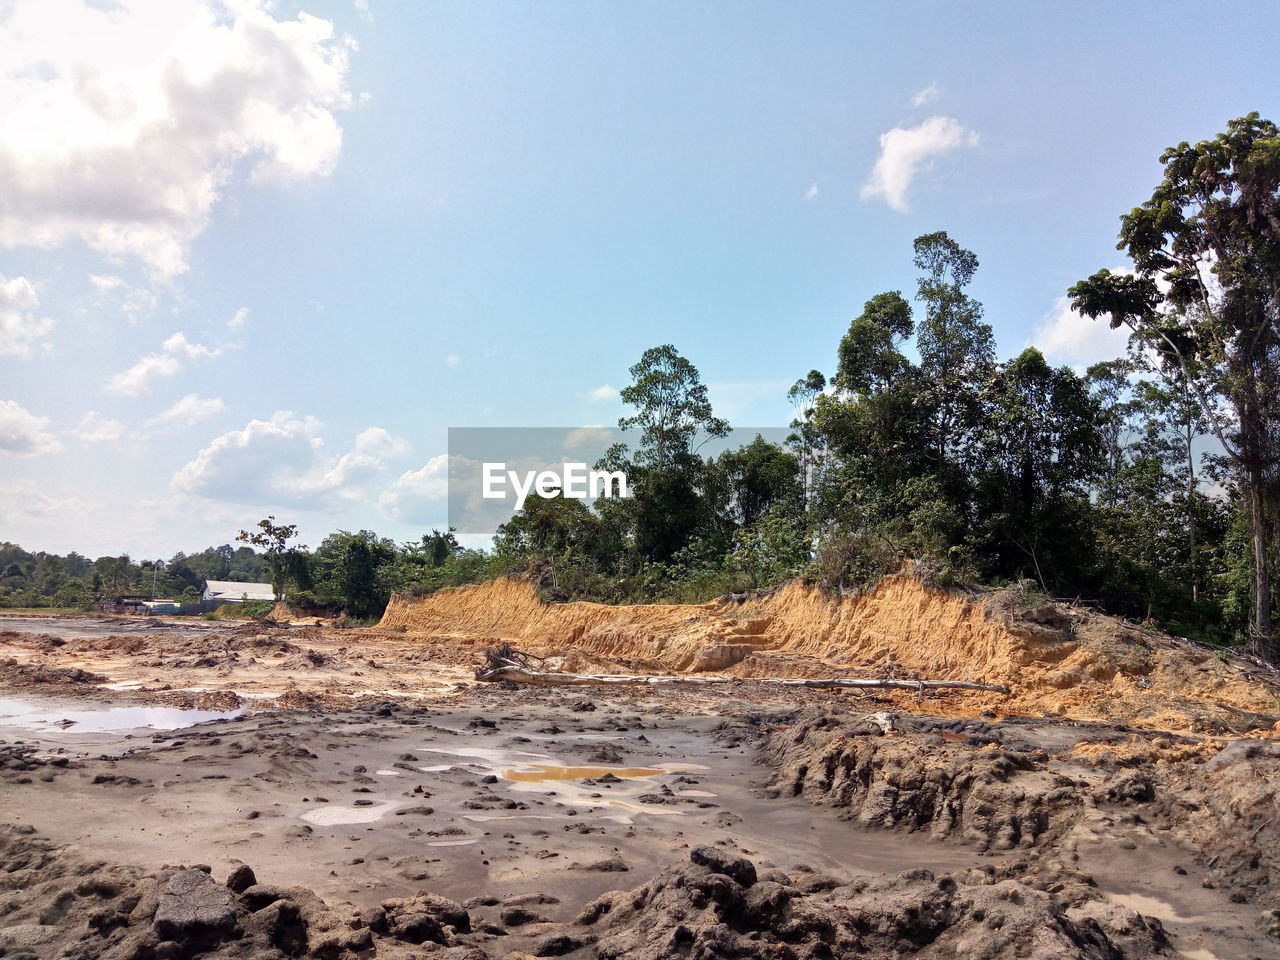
[501,905,549,926]
[381,892,471,944]
[225,864,257,893]
[532,933,589,956]
[153,868,237,939]
[689,846,757,886]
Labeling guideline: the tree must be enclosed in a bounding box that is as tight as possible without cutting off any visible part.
[619,344,728,470]
[973,348,1103,587]
[236,516,306,602]
[913,231,995,466]
[1069,113,1280,656]
[835,291,913,396]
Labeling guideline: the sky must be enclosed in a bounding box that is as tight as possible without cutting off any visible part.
[1,0,1277,559]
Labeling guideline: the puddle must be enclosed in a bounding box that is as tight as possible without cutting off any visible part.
[501,765,664,782]
[0,697,242,733]
[1109,893,1203,924]
[375,769,403,776]
[300,803,398,826]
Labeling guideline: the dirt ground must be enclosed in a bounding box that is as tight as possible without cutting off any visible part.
[2,583,1280,959]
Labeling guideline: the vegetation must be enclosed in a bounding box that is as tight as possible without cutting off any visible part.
[3,116,1274,654]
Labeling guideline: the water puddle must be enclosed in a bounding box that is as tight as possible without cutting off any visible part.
[1109,892,1203,924]
[301,802,398,826]
[0,697,242,733]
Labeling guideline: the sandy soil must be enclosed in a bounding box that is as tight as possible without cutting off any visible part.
[2,602,1279,959]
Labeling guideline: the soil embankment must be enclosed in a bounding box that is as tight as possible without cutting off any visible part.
[382,573,1280,733]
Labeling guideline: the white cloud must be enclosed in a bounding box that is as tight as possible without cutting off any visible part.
[354,0,373,22]
[0,400,62,456]
[0,479,86,522]
[379,454,450,524]
[0,274,53,357]
[445,352,461,368]
[172,412,406,507]
[1030,294,1132,369]
[0,0,356,279]
[563,425,614,450]
[104,331,221,396]
[804,184,818,201]
[588,383,620,403]
[147,393,226,429]
[860,116,979,213]
[228,307,249,331]
[90,274,156,322]
[911,82,941,107]
[72,410,127,445]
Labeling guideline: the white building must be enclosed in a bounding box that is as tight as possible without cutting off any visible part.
[202,580,276,606]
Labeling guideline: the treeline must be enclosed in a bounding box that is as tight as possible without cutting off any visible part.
[479,244,1247,644]
[491,115,1279,657]
[0,533,498,623]
[0,543,267,609]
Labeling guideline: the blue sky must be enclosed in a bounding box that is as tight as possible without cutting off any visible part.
[2,0,1276,558]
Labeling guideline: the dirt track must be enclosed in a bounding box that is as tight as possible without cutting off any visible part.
[2,585,1279,959]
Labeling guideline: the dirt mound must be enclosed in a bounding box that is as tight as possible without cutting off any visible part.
[0,657,108,691]
[577,845,1167,960]
[381,574,1280,731]
[763,711,1079,852]
[0,823,1170,960]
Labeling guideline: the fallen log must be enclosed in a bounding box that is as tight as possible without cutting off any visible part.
[475,659,1010,695]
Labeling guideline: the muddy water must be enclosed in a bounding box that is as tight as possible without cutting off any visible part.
[0,695,243,732]
[1,700,987,922]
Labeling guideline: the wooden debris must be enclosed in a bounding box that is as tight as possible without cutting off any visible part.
[474,652,1010,695]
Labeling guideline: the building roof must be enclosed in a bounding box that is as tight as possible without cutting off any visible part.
[203,580,275,602]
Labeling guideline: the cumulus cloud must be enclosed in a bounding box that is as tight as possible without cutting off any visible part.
[588,384,619,403]
[0,399,62,456]
[1030,294,1133,369]
[90,274,156,322]
[804,184,818,201]
[563,425,616,450]
[379,454,450,524]
[0,0,355,279]
[172,413,406,506]
[228,307,249,331]
[0,479,86,521]
[147,393,226,430]
[72,411,127,445]
[0,274,53,357]
[860,116,979,213]
[104,331,221,396]
[911,82,941,107]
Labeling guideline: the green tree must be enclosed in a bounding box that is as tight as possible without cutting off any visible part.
[913,231,995,466]
[619,344,728,470]
[1069,113,1280,655]
[236,516,306,602]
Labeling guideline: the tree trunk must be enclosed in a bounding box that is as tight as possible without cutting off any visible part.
[1247,475,1275,659]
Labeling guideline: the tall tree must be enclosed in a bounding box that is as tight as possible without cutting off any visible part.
[913,232,995,466]
[236,516,306,602]
[618,344,728,470]
[1069,113,1280,656]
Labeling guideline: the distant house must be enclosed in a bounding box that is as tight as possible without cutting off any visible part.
[202,580,276,610]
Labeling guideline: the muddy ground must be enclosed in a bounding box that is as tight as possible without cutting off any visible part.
[1,613,1278,959]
